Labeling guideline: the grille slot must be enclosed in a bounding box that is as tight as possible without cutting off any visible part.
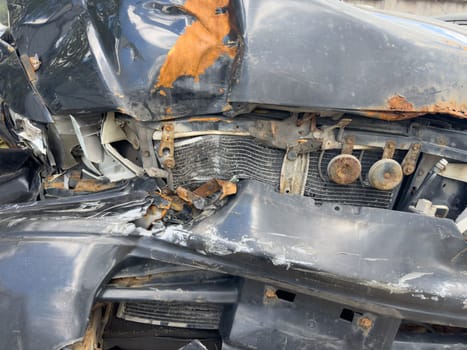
[118,302,223,329]
[170,135,400,209]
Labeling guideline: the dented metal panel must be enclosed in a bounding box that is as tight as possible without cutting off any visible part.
[229,0,467,120]
[0,181,466,349]
[4,0,466,121]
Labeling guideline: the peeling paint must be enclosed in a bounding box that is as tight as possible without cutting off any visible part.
[155,0,237,89]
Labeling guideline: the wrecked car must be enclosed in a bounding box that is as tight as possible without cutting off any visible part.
[0,0,466,349]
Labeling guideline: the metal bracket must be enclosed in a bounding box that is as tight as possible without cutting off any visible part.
[158,124,175,169]
[438,163,467,183]
[408,199,449,218]
[311,115,352,150]
[288,139,321,154]
[136,124,168,178]
[401,143,421,175]
[382,140,396,159]
[341,135,355,155]
[280,148,310,195]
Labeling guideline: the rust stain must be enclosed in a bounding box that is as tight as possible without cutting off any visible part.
[176,186,206,209]
[419,100,467,117]
[363,96,467,121]
[159,90,167,97]
[357,316,373,334]
[264,288,277,299]
[188,116,223,122]
[193,179,221,197]
[388,95,414,111]
[216,179,237,200]
[155,0,237,89]
[45,173,116,193]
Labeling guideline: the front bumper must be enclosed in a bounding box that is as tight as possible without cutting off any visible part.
[0,181,465,349]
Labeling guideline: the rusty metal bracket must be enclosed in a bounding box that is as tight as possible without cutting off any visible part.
[288,139,321,154]
[401,143,421,175]
[20,54,39,83]
[158,123,175,169]
[280,148,310,195]
[382,140,397,159]
[135,124,168,178]
[176,186,206,210]
[311,115,352,150]
[341,135,355,155]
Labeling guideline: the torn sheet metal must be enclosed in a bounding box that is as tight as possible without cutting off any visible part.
[0,38,52,123]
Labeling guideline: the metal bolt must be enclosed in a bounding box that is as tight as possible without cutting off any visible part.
[435,159,448,172]
[264,288,277,299]
[287,150,298,161]
[404,165,414,174]
[357,316,373,332]
[164,159,175,169]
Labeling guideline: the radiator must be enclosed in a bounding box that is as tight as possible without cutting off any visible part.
[117,301,223,330]
[170,135,400,209]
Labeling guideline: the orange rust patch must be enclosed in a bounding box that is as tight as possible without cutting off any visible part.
[388,95,414,111]
[357,316,373,334]
[420,100,467,117]
[188,116,223,122]
[363,97,467,121]
[363,110,424,121]
[155,0,236,89]
[159,90,167,97]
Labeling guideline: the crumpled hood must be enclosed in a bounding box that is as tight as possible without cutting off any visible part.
[2,0,466,121]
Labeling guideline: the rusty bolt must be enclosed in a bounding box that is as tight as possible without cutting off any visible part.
[403,165,415,175]
[436,136,447,146]
[357,316,373,332]
[29,54,41,71]
[164,159,175,169]
[164,124,174,131]
[412,143,420,151]
[264,288,277,299]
